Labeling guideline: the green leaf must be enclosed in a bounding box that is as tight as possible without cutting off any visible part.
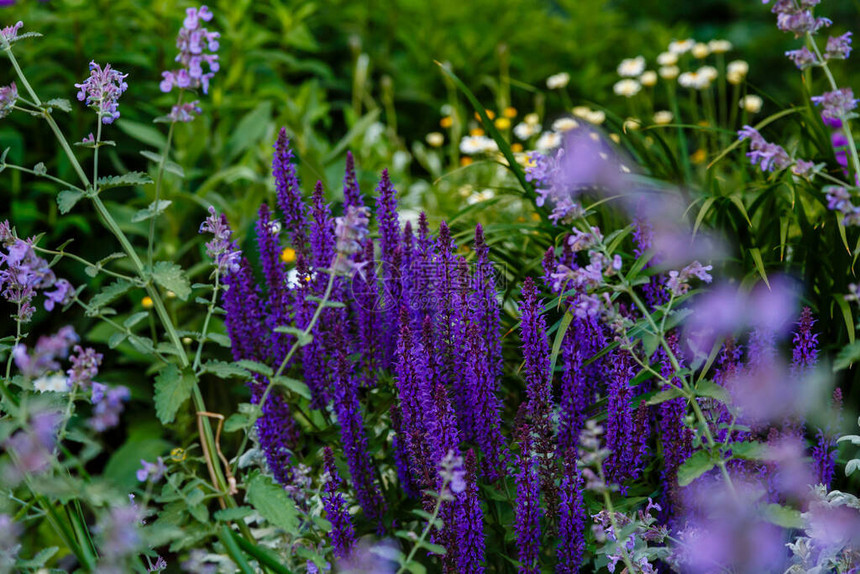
[108,332,126,349]
[57,189,84,214]
[225,527,295,574]
[548,311,573,377]
[419,542,447,556]
[154,364,197,424]
[44,98,72,113]
[236,360,273,377]
[837,434,860,446]
[695,380,730,403]
[152,261,191,300]
[728,441,768,461]
[202,360,250,379]
[324,108,381,163]
[271,375,312,400]
[131,200,172,223]
[762,503,802,529]
[677,450,715,486]
[748,247,769,289]
[834,341,860,371]
[96,172,154,190]
[123,311,149,328]
[89,279,135,311]
[116,119,168,149]
[140,150,185,178]
[246,473,299,532]
[214,507,254,522]
[274,326,313,347]
[225,102,273,161]
[647,387,685,405]
[847,459,860,477]
[15,547,59,568]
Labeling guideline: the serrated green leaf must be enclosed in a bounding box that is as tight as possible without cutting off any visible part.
[57,189,84,214]
[207,333,231,347]
[236,360,273,377]
[695,379,730,403]
[154,364,197,424]
[203,360,250,379]
[97,171,154,190]
[108,332,127,349]
[647,387,685,405]
[15,546,58,568]
[89,279,135,311]
[246,473,299,532]
[677,450,715,486]
[214,507,254,522]
[152,261,191,300]
[131,200,172,223]
[140,150,185,178]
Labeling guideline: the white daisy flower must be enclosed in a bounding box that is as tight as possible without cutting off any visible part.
[617,56,646,77]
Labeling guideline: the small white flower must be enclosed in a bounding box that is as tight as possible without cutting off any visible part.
[659,66,680,80]
[617,56,646,77]
[267,220,282,235]
[653,110,674,125]
[613,79,642,98]
[623,118,642,132]
[425,132,444,147]
[727,60,749,85]
[692,42,711,59]
[551,117,579,132]
[585,110,606,125]
[33,372,70,393]
[698,66,718,82]
[668,38,696,54]
[524,112,540,126]
[657,51,678,66]
[513,122,540,140]
[535,131,562,151]
[459,135,497,155]
[546,72,570,89]
[708,39,733,54]
[640,70,658,87]
[739,94,763,114]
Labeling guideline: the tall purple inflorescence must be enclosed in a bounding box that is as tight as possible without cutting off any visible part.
[454,449,486,574]
[273,129,311,266]
[160,5,220,94]
[255,204,289,361]
[656,334,692,515]
[558,333,588,453]
[556,453,586,573]
[375,169,402,366]
[812,388,842,489]
[330,323,385,527]
[514,432,541,574]
[519,278,551,424]
[790,307,819,374]
[604,350,645,486]
[343,151,363,210]
[323,447,356,560]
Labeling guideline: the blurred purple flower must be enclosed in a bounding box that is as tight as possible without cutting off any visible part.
[0,21,23,43]
[0,82,16,118]
[89,382,130,432]
[826,32,853,60]
[812,88,859,120]
[67,345,102,389]
[3,409,60,477]
[333,205,370,275]
[12,325,78,378]
[738,125,792,172]
[0,514,21,571]
[666,261,712,296]
[160,6,220,94]
[167,101,202,122]
[74,61,128,124]
[786,45,818,68]
[136,457,167,483]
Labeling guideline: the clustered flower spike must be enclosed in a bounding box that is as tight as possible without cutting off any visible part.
[89,382,130,431]
[74,61,129,124]
[811,88,859,120]
[322,447,356,559]
[167,101,202,122]
[766,0,831,38]
[0,222,74,321]
[199,206,240,273]
[737,126,792,172]
[160,5,220,94]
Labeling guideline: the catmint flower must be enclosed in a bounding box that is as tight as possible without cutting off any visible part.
[160,6,220,94]
[826,32,853,60]
[666,261,712,296]
[74,61,128,124]
[95,505,143,571]
[791,159,816,178]
[89,382,130,432]
[199,206,240,273]
[737,125,792,172]
[786,45,818,69]
[136,457,167,483]
[825,185,852,213]
[3,409,60,478]
[0,229,74,321]
[12,326,78,378]
[812,88,859,120]
[67,345,102,389]
[0,20,22,43]
[768,0,831,38]
[167,101,202,122]
[0,82,16,118]
[0,514,21,572]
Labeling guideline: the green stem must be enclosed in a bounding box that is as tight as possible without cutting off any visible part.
[32,245,136,282]
[147,91,183,269]
[2,163,86,192]
[396,478,450,574]
[1,313,22,407]
[596,463,638,574]
[193,269,220,373]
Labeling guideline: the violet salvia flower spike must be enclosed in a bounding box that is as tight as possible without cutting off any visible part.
[375,168,401,365]
[514,432,541,574]
[74,61,128,124]
[454,449,486,574]
[343,151,363,209]
[790,307,819,374]
[273,129,311,267]
[255,204,289,361]
[160,5,220,94]
[812,388,842,489]
[519,277,551,424]
[323,447,357,559]
[556,452,586,573]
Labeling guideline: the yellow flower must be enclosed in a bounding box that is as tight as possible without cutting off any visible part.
[460,157,473,167]
[504,106,518,118]
[469,128,485,137]
[494,117,511,130]
[691,148,707,164]
[281,247,296,263]
[475,109,495,121]
[170,447,186,462]
[142,296,154,309]
[511,143,524,153]
[440,116,453,128]
[426,132,445,147]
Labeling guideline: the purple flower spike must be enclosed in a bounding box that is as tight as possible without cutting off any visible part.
[812,88,859,120]
[785,46,818,69]
[161,5,220,94]
[556,453,586,573]
[812,388,842,489]
[323,447,356,559]
[89,383,130,432]
[75,61,128,124]
[790,307,819,374]
[343,151,364,210]
[825,32,853,60]
[738,126,792,172]
[136,457,167,483]
[454,450,486,574]
[273,130,311,266]
[514,434,541,574]
[199,206,241,273]
[519,278,551,423]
